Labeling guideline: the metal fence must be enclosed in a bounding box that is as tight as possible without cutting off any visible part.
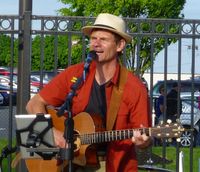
[1,2,200,172]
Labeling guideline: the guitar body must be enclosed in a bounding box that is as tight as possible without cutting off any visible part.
[25,108,183,172]
[73,112,105,167]
[26,110,105,172]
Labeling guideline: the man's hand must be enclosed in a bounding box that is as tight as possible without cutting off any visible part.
[131,125,152,149]
[52,127,68,148]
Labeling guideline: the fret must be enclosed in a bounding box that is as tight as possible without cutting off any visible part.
[105,131,107,142]
[101,132,103,142]
[108,131,111,142]
[98,132,101,143]
[119,130,122,140]
[111,131,114,141]
[86,133,89,144]
[123,130,126,139]
[91,133,95,143]
[94,133,97,143]
[110,131,112,141]
[115,130,118,140]
[80,135,83,144]
[88,134,91,144]
[82,134,86,144]
[83,135,86,144]
[89,134,92,144]
[97,132,99,143]
[94,133,96,144]
[124,130,128,139]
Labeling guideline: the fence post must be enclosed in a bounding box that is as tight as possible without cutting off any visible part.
[179,151,184,172]
[199,158,200,172]
[16,1,32,171]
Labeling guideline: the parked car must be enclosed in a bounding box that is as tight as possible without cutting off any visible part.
[153,79,200,147]
[30,85,40,98]
[179,93,200,147]
[0,66,17,76]
[0,84,17,106]
[0,75,18,88]
[152,79,200,97]
[30,75,49,88]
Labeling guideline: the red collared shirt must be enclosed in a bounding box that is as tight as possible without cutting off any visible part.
[39,61,149,172]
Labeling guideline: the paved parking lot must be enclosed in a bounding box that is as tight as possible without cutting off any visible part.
[0,106,16,138]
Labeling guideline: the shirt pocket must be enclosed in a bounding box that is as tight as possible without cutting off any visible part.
[115,103,130,129]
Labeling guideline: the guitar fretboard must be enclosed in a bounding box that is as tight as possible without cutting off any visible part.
[78,128,149,145]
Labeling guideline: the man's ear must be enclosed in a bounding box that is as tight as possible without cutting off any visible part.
[117,39,126,53]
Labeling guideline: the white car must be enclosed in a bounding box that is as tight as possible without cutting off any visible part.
[179,93,200,147]
[0,75,17,88]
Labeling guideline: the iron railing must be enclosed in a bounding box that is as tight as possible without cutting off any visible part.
[0,5,200,172]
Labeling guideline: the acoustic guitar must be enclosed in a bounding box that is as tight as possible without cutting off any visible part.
[25,109,184,172]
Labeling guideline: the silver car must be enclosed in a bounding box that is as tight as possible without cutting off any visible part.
[179,92,200,147]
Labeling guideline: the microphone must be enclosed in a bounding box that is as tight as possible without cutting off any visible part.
[83,50,97,81]
[57,51,97,117]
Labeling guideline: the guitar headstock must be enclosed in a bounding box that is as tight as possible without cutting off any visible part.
[151,122,184,139]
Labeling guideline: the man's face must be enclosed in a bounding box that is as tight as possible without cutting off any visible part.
[89,30,125,63]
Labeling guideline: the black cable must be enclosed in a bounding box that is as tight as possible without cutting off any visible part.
[0,145,17,172]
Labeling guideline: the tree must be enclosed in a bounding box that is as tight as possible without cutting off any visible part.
[31,35,68,71]
[0,34,18,67]
[31,35,82,71]
[58,0,186,74]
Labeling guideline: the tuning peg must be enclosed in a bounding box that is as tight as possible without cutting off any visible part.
[167,119,172,124]
[167,138,172,142]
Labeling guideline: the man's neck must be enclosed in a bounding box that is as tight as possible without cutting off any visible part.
[95,61,117,85]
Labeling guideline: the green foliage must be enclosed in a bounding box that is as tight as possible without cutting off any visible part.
[58,0,186,75]
[0,138,16,172]
[58,0,185,18]
[0,34,83,71]
[0,34,18,67]
[31,35,79,71]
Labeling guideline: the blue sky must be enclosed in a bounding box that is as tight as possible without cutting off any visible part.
[0,0,63,15]
[1,0,199,18]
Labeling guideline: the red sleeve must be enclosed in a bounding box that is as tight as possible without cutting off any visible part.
[39,64,84,107]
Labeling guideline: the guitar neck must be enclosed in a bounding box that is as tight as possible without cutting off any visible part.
[48,109,183,145]
[80,128,149,145]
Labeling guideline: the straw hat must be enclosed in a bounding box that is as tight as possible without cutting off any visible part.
[82,13,132,43]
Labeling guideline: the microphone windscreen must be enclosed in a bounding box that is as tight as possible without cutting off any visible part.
[88,50,97,60]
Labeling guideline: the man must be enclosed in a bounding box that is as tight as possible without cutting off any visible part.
[26,13,151,172]
[155,84,165,125]
[166,82,182,123]
[154,84,165,146]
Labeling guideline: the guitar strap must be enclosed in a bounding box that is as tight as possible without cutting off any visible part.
[106,66,128,131]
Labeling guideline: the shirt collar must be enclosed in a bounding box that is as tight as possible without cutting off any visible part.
[106,63,120,87]
[90,61,121,86]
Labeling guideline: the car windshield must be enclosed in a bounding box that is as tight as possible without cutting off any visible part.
[153,80,200,96]
[181,95,199,108]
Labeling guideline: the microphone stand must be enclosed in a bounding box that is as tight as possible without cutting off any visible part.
[56,76,84,172]
[56,51,96,172]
